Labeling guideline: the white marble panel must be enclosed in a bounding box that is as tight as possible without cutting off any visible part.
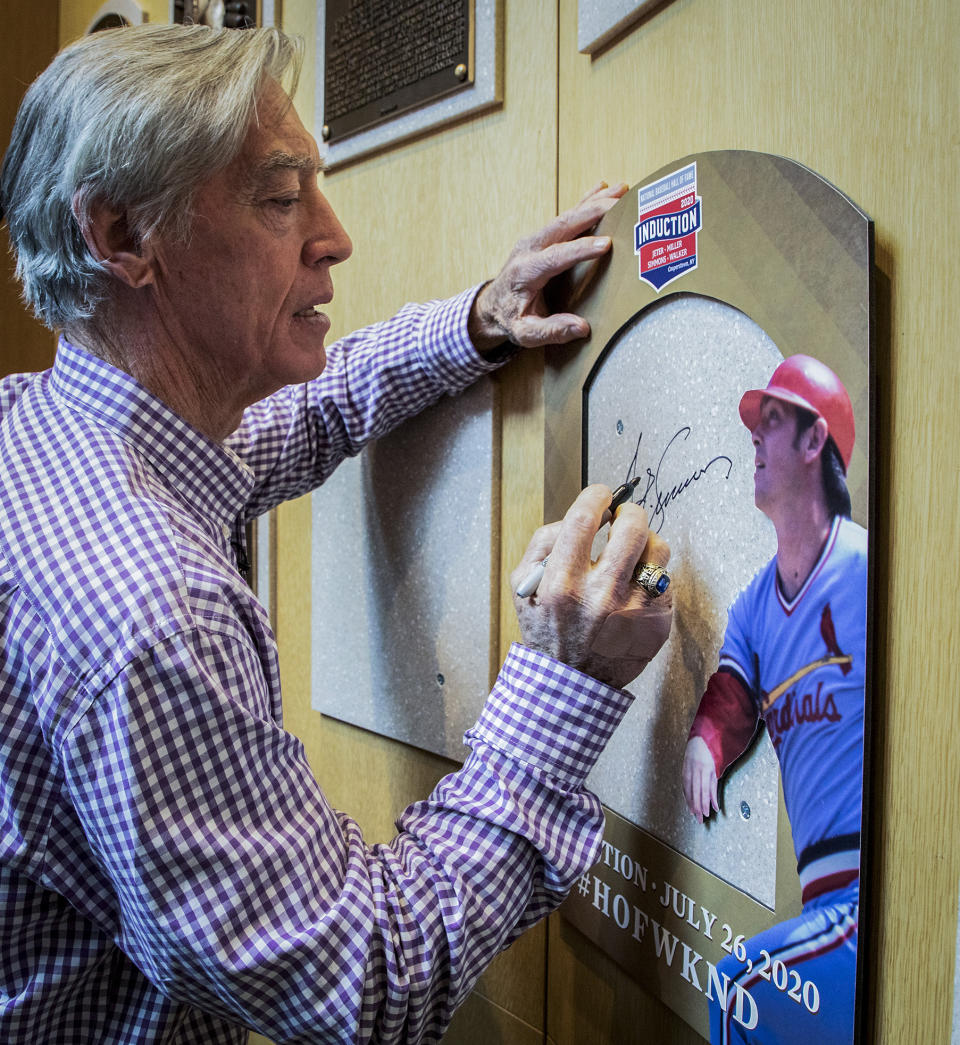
[311,379,495,760]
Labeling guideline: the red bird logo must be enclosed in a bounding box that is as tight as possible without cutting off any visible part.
[820,603,852,676]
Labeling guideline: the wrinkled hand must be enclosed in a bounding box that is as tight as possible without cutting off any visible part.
[469,181,628,354]
[682,736,720,823]
[511,484,672,690]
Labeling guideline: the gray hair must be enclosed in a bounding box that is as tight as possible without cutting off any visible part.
[0,24,303,330]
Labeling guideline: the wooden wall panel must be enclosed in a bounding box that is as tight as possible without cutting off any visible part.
[58,0,164,43]
[1,0,60,376]
[551,0,959,1042]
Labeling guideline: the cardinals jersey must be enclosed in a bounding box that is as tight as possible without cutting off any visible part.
[691,514,867,900]
[692,515,867,1045]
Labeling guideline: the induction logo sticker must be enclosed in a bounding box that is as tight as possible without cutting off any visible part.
[634,162,702,292]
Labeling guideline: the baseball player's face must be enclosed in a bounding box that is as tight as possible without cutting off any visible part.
[751,398,807,513]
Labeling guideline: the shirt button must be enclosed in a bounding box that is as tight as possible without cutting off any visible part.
[221,524,230,539]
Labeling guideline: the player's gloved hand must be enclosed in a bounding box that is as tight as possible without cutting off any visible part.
[511,484,672,689]
[682,736,720,823]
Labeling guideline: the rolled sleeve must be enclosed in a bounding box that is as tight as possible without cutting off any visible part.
[464,643,634,788]
[413,286,506,391]
[233,286,505,515]
[58,631,629,1043]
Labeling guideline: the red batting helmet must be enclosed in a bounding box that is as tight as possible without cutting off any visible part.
[739,354,855,472]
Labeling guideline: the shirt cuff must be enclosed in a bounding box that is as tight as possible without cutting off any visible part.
[464,643,634,789]
[417,285,513,391]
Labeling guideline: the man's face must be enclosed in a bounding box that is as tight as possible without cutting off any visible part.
[150,79,352,410]
[750,397,807,513]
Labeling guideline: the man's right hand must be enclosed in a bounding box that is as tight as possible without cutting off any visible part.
[511,484,672,690]
[682,736,720,823]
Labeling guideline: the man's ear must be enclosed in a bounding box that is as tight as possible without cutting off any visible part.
[804,416,830,462]
[73,192,156,289]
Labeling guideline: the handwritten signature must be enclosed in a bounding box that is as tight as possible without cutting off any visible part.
[622,427,733,532]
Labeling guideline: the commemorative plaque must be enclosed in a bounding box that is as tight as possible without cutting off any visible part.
[316,0,500,167]
[322,0,472,143]
[171,0,260,27]
[550,151,875,1043]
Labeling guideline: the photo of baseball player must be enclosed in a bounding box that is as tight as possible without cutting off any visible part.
[682,354,866,1044]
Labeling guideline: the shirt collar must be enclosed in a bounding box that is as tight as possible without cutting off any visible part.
[50,337,256,525]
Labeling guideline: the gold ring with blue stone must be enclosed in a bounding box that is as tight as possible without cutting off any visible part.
[635,562,670,598]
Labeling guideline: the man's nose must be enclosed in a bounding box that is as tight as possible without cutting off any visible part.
[303,195,353,267]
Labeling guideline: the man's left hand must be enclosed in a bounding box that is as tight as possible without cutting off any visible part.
[468,181,628,355]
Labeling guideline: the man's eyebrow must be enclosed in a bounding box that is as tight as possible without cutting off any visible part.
[248,150,328,183]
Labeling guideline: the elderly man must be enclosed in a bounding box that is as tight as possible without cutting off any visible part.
[682,355,866,1044]
[0,24,672,1045]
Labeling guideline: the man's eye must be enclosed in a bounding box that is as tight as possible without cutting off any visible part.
[271,197,299,209]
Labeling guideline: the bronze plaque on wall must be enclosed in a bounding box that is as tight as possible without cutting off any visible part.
[550,151,874,1043]
[323,0,472,143]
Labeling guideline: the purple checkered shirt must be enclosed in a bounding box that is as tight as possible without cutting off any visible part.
[0,289,632,1043]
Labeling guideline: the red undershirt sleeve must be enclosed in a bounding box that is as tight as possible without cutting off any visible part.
[688,669,759,777]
